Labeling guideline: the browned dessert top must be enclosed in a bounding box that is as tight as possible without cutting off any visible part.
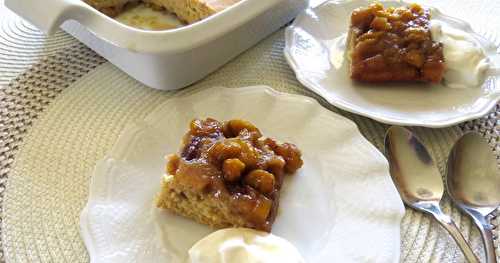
[166,118,303,231]
[349,3,445,83]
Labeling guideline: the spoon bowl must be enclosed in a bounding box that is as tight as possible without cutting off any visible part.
[447,133,500,211]
[447,132,500,263]
[385,126,444,207]
[385,126,479,263]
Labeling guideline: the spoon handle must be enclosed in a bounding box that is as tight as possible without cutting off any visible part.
[471,213,497,263]
[431,209,480,263]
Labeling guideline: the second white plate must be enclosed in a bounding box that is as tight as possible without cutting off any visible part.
[80,86,405,263]
[285,0,500,127]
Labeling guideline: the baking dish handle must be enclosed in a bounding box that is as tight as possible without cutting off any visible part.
[5,0,81,35]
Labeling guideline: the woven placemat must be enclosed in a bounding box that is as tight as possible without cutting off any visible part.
[0,0,499,262]
[0,45,105,261]
[0,4,77,87]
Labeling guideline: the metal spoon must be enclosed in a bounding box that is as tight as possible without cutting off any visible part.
[447,132,500,263]
[385,126,479,263]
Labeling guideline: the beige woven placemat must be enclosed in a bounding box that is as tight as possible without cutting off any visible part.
[0,0,498,262]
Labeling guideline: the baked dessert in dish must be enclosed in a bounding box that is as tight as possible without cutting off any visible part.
[156,118,303,232]
[84,0,137,16]
[347,3,446,83]
[84,0,240,24]
[115,3,185,30]
[145,0,241,24]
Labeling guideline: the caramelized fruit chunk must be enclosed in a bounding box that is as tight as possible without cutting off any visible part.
[223,119,262,138]
[370,16,391,31]
[234,192,273,225]
[264,156,286,178]
[189,118,222,137]
[236,140,259,168]
[174,161,216,192]
[265,139,303,174]
[208,140,242,163]
[223,158,246,182]
[250,197,273,224]
[244,169,276,195]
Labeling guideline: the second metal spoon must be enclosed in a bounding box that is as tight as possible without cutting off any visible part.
[447,132,500,263]
[385,126,479,263]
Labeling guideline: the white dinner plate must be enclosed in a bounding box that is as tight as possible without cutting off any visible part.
[284,0,500,128]
[80,86,405,263]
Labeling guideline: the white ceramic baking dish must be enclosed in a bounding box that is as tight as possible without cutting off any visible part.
[6,0,309,90]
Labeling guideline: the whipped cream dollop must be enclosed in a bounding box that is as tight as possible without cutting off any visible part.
[188,228,305,263]
[430,19,491,88]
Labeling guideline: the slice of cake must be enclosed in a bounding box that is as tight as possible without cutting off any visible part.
[156,118,303,232]
[144,0,241,24]
[84,0,138,16]
[347,3,446,83]
[84,0,240,24]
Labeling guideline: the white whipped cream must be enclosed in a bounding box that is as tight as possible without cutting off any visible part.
[188,228,305,263]
[430,19,491,88]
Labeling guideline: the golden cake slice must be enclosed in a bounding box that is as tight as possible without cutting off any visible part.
[347,3,446,83]
[144,0,241,24]
[156,118,303,232]
[83,0,240,23]
[84,0,137,16]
